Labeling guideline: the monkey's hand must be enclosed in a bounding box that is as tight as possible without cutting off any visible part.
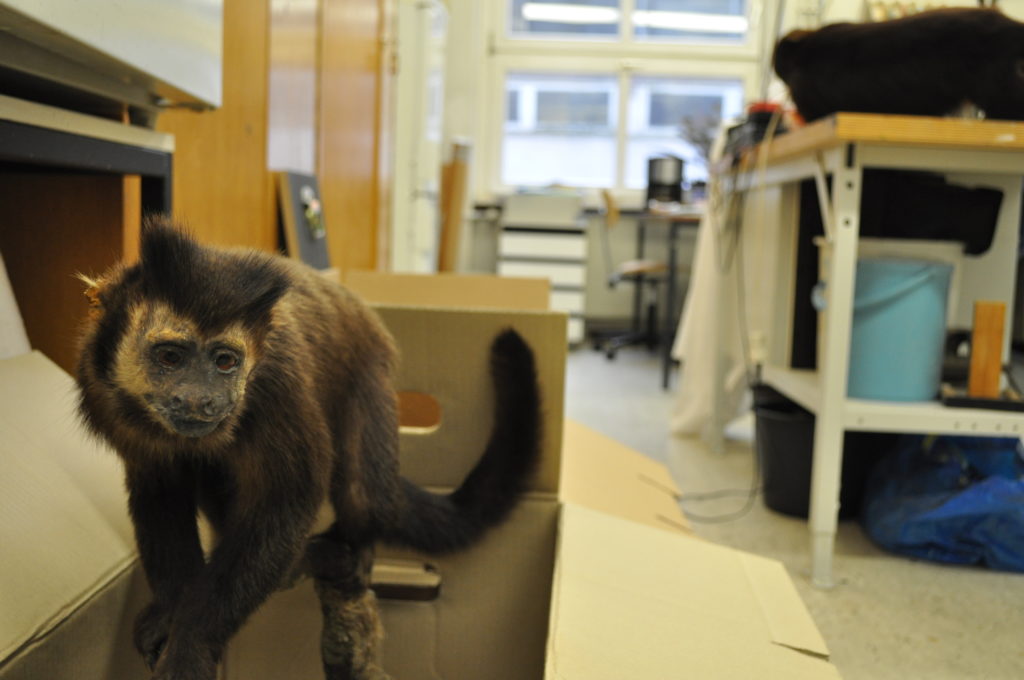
[150,645,218,680]
[133,602,172,670]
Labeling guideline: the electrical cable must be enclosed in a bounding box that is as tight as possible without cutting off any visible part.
[679,108,784,525]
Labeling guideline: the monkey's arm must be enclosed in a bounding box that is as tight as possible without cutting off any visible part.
[124,460,207,668]
[151,453,324,680]
[126,461,206,604]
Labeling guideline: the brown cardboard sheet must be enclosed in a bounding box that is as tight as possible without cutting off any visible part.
[374,304,567,495]
[345,270,551,310]
[560,419,690,534]
[546,503,837,679]
[0,352,138,674]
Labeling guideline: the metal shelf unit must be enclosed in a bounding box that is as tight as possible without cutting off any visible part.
[711,113,1024,588]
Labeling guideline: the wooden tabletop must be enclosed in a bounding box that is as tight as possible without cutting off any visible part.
[751,112,1024,167]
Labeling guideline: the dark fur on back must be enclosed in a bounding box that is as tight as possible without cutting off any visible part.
[773,8,1024,121]
[74,218,543,680]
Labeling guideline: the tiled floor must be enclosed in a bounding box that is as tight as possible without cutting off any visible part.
[565,346,1024,680]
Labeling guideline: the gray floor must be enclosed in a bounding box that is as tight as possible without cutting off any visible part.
[565,346,1024,680]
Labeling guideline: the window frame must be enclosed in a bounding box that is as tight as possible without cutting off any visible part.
[477,0,768,206]
[481,53,760,203]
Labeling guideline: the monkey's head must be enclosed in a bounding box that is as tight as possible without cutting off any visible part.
[77,219,290,449]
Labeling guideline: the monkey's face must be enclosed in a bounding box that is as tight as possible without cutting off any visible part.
[115,304,254,440]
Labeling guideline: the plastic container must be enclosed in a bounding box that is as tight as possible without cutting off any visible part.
[753,385,893,519]
[847,257,952,401]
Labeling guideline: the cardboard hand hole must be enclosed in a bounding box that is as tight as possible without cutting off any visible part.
[397,391,442,434]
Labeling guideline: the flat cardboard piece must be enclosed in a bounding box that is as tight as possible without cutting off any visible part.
[345,270,551,311]
[374,305,566,495]
[546,504,837,680]
[0,351,136,667]
[560,420,691,535]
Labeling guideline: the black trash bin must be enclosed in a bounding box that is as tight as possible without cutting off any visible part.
[753,384,893,519]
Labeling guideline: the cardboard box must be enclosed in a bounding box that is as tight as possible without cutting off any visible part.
[227,273,839,679]
[0,273,839,680]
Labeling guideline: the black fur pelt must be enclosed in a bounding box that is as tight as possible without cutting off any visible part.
[774,8,1024,122]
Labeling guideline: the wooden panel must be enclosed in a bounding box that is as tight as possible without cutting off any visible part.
[755,113,1024,168]
[376,0,397,270]
[268,0,319,175]
[0,173,139,372]
[968,301,1006,399]
[156,0,274,250]
[319,0,387,272]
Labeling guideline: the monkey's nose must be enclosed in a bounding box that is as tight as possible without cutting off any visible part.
[200,397,222,417]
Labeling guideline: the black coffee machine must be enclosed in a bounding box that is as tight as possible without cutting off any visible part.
[646,155,684,205]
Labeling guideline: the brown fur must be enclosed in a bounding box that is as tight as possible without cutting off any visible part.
[75,219,542,680]
[774,8,1024,122]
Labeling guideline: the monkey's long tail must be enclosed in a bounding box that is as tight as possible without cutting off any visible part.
[383,328,542,555]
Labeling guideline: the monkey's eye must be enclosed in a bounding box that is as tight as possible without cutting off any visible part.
[215,352,239,373]
[156,347,184,369]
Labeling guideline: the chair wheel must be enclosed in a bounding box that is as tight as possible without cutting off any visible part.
[606,348,617,360]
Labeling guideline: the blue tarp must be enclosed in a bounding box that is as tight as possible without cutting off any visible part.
[861,435,1024,572]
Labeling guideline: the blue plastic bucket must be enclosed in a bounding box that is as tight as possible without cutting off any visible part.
[847,258,952,401]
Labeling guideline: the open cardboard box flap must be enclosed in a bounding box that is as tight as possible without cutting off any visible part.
[560,419,691,535]
[547,503,837,679]
[346,270,551,311]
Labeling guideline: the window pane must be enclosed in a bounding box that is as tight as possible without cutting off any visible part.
[633,0,748,43]
[625,76,743,187]
[503,73,617,188]
[508,0,620,38]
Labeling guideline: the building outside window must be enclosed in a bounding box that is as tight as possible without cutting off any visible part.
[483,0,765,202]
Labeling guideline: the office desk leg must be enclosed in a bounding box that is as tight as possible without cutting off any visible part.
[662,222,679,390]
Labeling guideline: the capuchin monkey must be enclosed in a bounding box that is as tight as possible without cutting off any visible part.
[75,219,542,680]
[773,8,1024,122]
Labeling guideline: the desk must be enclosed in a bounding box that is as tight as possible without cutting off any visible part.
[636,209,701,389]
[710,113,1024,587]
[0,95,173,372]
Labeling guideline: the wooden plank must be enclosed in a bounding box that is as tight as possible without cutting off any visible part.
[833,113,1024,151]
[156,0,274,250]
[749,113,1024,170]
[319,0,386,273]
[438,142,471,272]
[968,301,1006,399]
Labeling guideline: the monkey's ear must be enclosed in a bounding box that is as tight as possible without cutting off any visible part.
[76,272,106,311]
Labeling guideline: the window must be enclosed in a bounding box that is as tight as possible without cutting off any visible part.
[503,73,618,187]
[507,0,750,44]
[509,0,620,38]
[633,0,748,43]
[486,0,760,199]
[625,76,743,187]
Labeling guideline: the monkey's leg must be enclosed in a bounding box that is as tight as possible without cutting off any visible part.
[307,533,390,680]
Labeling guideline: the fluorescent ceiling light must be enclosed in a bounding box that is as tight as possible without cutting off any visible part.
[521,3,621,24]
[633,10,748,34]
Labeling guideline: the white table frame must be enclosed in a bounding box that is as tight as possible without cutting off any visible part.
[711,114,1024,588]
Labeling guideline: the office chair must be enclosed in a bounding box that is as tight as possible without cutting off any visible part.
[592,189,668,359]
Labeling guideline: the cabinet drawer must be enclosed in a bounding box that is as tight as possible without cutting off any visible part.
[498,261,585,287]
[499,231,586,260]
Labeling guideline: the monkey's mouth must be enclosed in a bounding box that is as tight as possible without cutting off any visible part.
[168,416,223,438]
